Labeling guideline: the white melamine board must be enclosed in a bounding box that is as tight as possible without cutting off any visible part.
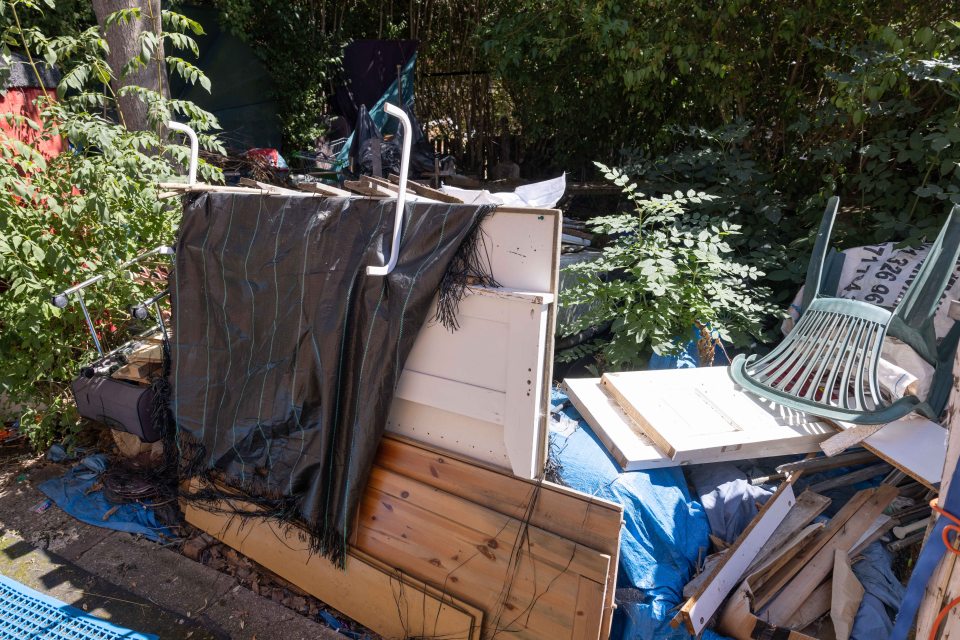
[826,415,946,489]
[862,416,946,488]
[389,285,551,478]
[677,481,797,636]
[601,367,833,462]
[387,208,559,479]
[562,377,672,470]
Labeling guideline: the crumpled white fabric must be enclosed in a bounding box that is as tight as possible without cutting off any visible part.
[441,173,566,208]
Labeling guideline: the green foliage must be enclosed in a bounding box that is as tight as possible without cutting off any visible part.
[561,163,778,371]
[0,0,222,448]
[482,1,952,174]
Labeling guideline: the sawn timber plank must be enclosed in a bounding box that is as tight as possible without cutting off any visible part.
[182,486,482,640]
[355,466,610,640]
[376,435,623,638]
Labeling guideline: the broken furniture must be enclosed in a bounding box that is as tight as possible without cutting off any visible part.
[730,197,960,424]
[161,116,607,639]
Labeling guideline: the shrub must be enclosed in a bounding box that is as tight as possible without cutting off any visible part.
[0,0,222,448]
[560,163,778,371]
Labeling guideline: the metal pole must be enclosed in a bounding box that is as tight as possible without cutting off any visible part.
[76,292,103,356]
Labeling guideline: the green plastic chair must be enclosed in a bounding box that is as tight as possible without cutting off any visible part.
[730,197,960,424]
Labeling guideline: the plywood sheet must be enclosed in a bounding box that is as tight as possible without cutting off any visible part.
[601,367,833,462]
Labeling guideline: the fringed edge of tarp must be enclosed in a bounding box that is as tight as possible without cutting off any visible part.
[434,205,499,331]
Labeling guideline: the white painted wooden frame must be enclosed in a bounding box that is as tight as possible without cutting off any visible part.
[387,208,561,479]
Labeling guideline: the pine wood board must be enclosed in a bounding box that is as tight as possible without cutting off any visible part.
[355,466,610,640]
[376,436,622,555]
[182,487,483,640]
[761,485,898,625]
[673,476,798,636]
[388,173,466,203]
[744,523,824,601]
[378,434,623,638]
[746,490,831,576]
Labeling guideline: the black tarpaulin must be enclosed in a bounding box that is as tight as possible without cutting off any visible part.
[171,192,493,563]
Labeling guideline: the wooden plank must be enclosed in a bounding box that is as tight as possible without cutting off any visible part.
[915,345,960,638]
[673,476,798,636]
[388,173,465,203]
[750,487,875,611]
[343,180,390,197]
[356,466,610,640]
[746,523,824,600]
[563,378,672,471]
[375,436,622,639]
[782,579,832,630]
[807,462,891,493]
[819,423,885,457]
[746,490,830,575]
[296,181,352,197]
[600,367,833,463]
[376,436,622,554]
[183,491,482,640]
[776,450,877,474]
[761,485,898,625]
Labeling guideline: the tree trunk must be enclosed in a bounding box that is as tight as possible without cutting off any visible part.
[91,0,168,132]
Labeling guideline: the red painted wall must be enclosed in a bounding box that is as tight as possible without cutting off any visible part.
[0,87,63,157]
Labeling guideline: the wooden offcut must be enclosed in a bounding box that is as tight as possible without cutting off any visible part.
[673,475,798,636]
[760,485,898,625]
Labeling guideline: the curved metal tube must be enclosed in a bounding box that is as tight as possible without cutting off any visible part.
[167,120,199,186]
[367,103,412,277]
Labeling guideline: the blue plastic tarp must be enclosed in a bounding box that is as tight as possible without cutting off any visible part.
[550,388,729,640]
[38,455,173,542]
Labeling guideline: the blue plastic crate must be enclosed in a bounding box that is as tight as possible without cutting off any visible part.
[0,573,158,640]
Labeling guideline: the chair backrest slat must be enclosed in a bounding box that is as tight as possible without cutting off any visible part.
[730,198,960,424]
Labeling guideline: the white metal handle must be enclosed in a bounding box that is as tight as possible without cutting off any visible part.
[167,121,198,186]
[367,103,412,277]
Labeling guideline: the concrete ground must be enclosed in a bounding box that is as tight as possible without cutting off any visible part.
[0,445,342,640]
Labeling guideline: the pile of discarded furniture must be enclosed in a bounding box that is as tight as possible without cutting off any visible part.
[564,198,960,639]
